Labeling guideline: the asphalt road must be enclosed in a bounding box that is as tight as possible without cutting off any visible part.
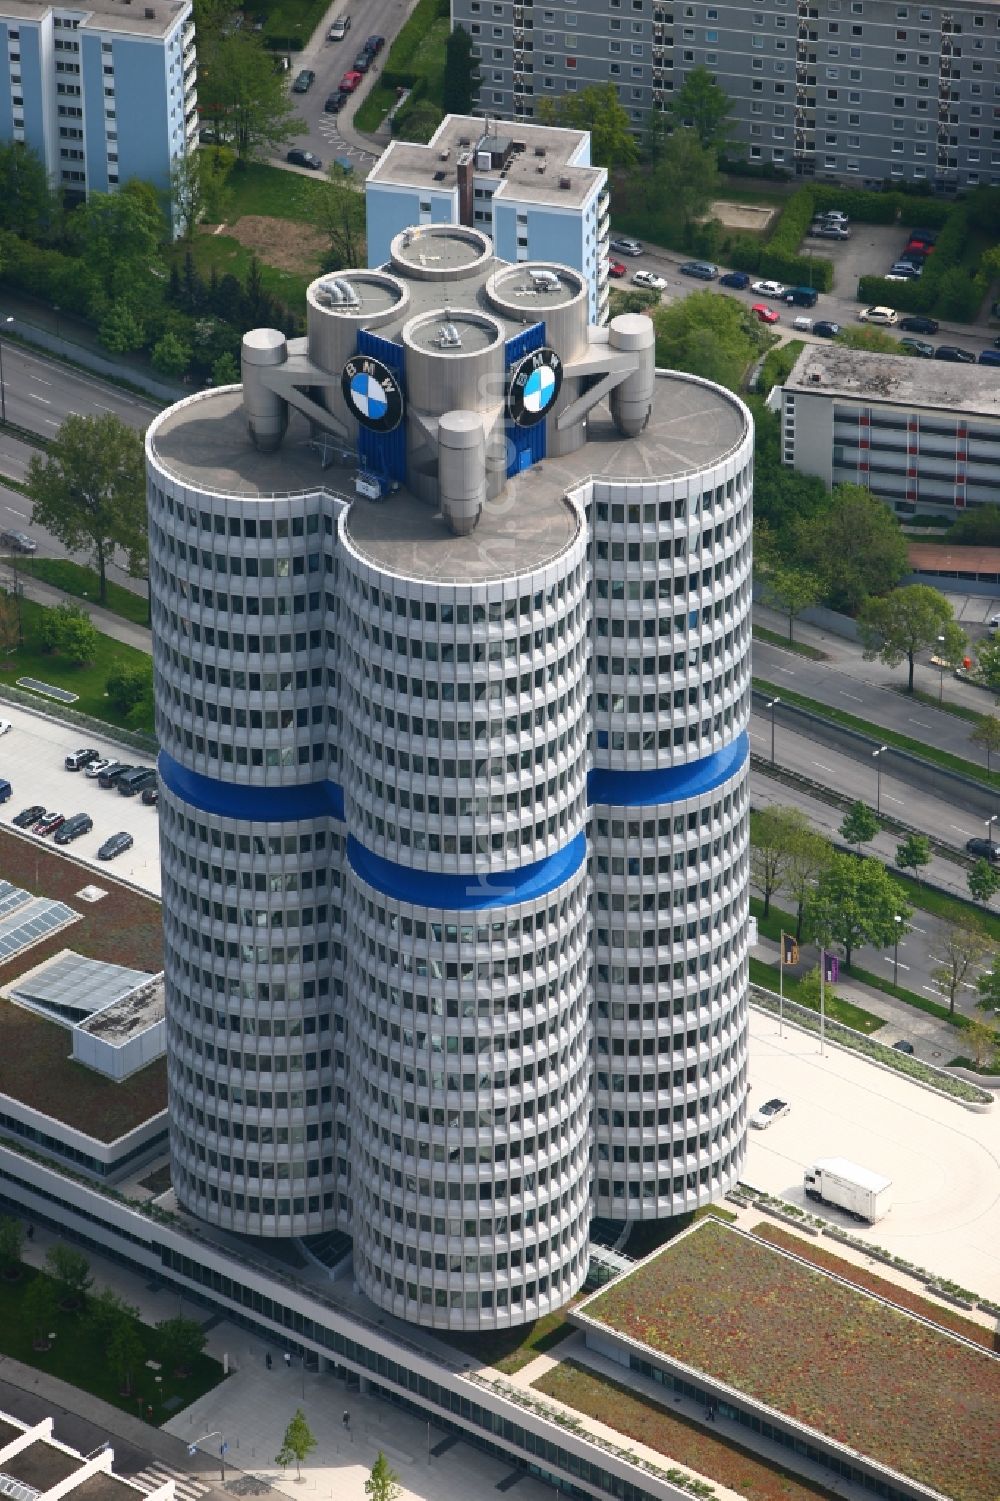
[0,1373,153,1476]
[1,342,156,439]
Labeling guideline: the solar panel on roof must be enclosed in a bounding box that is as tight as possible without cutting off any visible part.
[0,901,77,961]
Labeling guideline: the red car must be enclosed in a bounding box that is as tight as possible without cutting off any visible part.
[751,302,780,324]
[608,260,627,279]
[340,70,363,92]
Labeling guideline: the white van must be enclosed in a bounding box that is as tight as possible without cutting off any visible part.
[792,315,813,332]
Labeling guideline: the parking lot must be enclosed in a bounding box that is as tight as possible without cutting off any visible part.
[747,1007,1000,1301]
[0,703,160,894]
[815,221,909,299]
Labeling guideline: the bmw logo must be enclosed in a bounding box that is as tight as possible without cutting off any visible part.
[507,346,563,428]
[341,355,404,433]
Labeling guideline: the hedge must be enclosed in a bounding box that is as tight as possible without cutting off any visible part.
[857,199,986,320]
[728,187,834,291]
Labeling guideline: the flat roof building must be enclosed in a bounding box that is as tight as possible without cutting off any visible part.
[145,219,753,1333]
[365,115,610,323]
[781,343,1000,517]
[0,1412,172,1501]
[0,0,197,202]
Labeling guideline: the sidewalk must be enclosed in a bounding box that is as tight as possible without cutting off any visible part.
[15,570,152,654]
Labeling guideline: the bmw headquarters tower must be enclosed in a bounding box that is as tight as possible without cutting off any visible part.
[146,223,753,1333]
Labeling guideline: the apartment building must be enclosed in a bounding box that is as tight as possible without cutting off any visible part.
[781,342,1000,514]
[452,0,1000,189]
[365,115,610,323]
[0,0,197,198]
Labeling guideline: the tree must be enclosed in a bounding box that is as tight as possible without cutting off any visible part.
[964,1017,997,1070]
[365,1452,402,1501]
[751,805,809,917]
[207,31,303,163]
[156,1316,207,1375]
[45,1244,93,1309]
[795,484,908,613]
[86,1286,137,1342]
[894,833,931,885]
[652,289,769,393]
[971,714,1000,777]
[977,638,1000,696]
[784,826,834,941]
[106,661,153,717]
[795,964,837,1013]
[275,1409,317,1482]
[27,413,146,604]
[0,591,19,658]
[762,563,823,643]
[835,326,909,355]
[932,919,992,1017]
[212,351,240,386]
[968,858,1000,906]
[538,84,639,170]
[317,171,366,272]
[839,801,879,854]
[397,101,445,144]
[667,65,734,151]
[0,141,58,238]
[0,1216,23,1280]
[646,128,721,232]
[24,1275,58,1350]
[806,853,910,969]
[152,331,192,379]
[857,584,954,693]
[38,603,99,666]
[169,148,233,238]
[67,183,165,303]
[108,1307,144,1397]
[99,300,146,355]
[442,24,476,115]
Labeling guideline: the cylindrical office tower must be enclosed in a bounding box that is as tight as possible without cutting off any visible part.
[587,371,754,1222]
[146,394,347,1239]
[337,508,594,1330]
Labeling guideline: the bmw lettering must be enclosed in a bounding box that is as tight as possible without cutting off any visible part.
[507,347,563,427]
[341,355,405,433]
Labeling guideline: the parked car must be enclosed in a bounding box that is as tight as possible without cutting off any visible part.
[365,34,385,53]
[352,51,371,72]
[0,529,37,553]
[98,762,132,789]
[966,837,1000,862]
[678,260,718,280]
[118,767,157,797]
[324,91,347,112]
[808,223,851,240]
[65,748,99,771]
[818,209,849,224]
[892,1039,915,1055]
[333,156,355,175]
[610,237,643,256]
[905,239,934,256]
[0,778,10,804]
[339,70,363,91]
[12,804,45,828]
[0,719,11,736]
[935,345,975,363]
[888,262,922,278]
[719,270,750,289]
[98,831,134,861]
[783,286,819,307]
[54,813,94,846]
[35,812,65,837]
[900,337,935,358]
[85,757,114,780]
[751,1097,790,1130]
[858,306,898,325]
[291,69,315,93]
[632,270,667,291]
[812,320,842,338]
[751,302,780,324]
[978,349,1000,366]
[141,784,159,806]
[328,15,350,40]
[908,227,938,245]
[608,260,627,279]
[792,315,814,332]
[287,148,322,170]
[899,315,939,334]
[751,279,786,298]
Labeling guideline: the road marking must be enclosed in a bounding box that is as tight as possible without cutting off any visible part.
[951,824,973,836]
[28,393,51,404]
[814,762,834,773]
[882,794,904,805]
[840,691,863,702]
[910,923,926,934]
[95,403,118,413]
[883,957,910,971]
[910,719,934,729]
[5,507,26,519]
[29,376,51,386]
[41,417,58,428]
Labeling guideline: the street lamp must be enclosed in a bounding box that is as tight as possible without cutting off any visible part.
[893,913,902,988]
[873,744,888,815]
[188,1432,227,1483]
[0,316,14,426]
[936,633,946,704]
[766,696,781,765]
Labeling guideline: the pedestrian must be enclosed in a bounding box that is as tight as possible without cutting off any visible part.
[283,1351,291,1368]
[265,1352,272,1370]
[25,1225,33,1241]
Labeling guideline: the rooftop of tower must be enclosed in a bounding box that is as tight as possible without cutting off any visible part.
[148,370,748,584]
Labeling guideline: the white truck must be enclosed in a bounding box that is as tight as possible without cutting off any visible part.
[803,1157,892,1223]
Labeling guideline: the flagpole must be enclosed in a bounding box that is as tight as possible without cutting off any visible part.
[820,945,826,1058]
[779,931,785,1039]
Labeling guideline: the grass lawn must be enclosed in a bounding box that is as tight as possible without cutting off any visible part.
[353,0,450,133]
[752,1224,999,1353]
[0,1267,223,1421]
[173,232,313,316]
[752,625,825,660]
[749,956,883,1033]
[223,162,341,225]
[0,597,151,732]
[256,0,328,51]
[25,558,149,628]
[580,1219,1000,1501]
[534,1360,836,1501]
[753,676,1000,792]
[449,1303,577,1375]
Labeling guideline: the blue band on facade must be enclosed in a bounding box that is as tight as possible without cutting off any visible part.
[588,731,749,808]
[347,831,587,910]
[158,752,345,823]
